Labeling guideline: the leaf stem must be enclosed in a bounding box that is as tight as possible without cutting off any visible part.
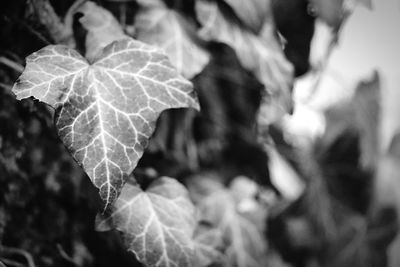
[0,258,25,267]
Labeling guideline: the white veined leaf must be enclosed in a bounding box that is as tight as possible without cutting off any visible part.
[12,39,199,206]
[97,177,196,267]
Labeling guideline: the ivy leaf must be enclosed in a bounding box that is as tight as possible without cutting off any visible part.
[78,1,127,62]
[135,1,209,79]
[195,0,294,118]
[193,224,225,267]
[190,176,269,267]
[198,189,269,267]
[223,0,271,33]
[97,177,196,267]
[12,39,199,205]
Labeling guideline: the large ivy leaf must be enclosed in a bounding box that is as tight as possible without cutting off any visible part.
[223,0,271,33]
[97,177,196,267]
[12,39,199,205]
[195,0,294,118]
[135,1,209,79]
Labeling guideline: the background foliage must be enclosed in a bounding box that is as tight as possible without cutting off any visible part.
[0,0,398,267]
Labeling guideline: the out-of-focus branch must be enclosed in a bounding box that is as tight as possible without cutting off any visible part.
[0,258,25,267]
[0,57,24,73]
[56,244,79,266]
[0,82,13,92]
[2,15,51,45]
[29,0,75,47]
[19,20,52,45]
[0,246,36,267]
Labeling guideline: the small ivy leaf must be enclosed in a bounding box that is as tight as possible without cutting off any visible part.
[198,189,268,267]
[135,2,210,79]
[195,0,294,120]
[223,0,271,33]
[12,39,199,206]
[78,1,127,62]
[97,177,196,267]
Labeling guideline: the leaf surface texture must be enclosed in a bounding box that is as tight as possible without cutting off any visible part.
[98,177,196,267]
[12,39,199,205]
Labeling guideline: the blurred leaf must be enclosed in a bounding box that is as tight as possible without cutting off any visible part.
[135,0,209,78]
[229,176,258,205]
[223,0,271,33]
[193,223,225,267]
[345,0,373,10]
[186,175,269,266]
[321,72,380,170]
[186,173,225,204]
[266,146,305,201]
[353,71,380,170]
[97,177,196,267]
[195,0,294,122]
[197,188,268,267]
[309,0,345,28]
[12,39,199,205]
[136,0,163,7]
[78,1,127,62]
[28,0,75,46]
